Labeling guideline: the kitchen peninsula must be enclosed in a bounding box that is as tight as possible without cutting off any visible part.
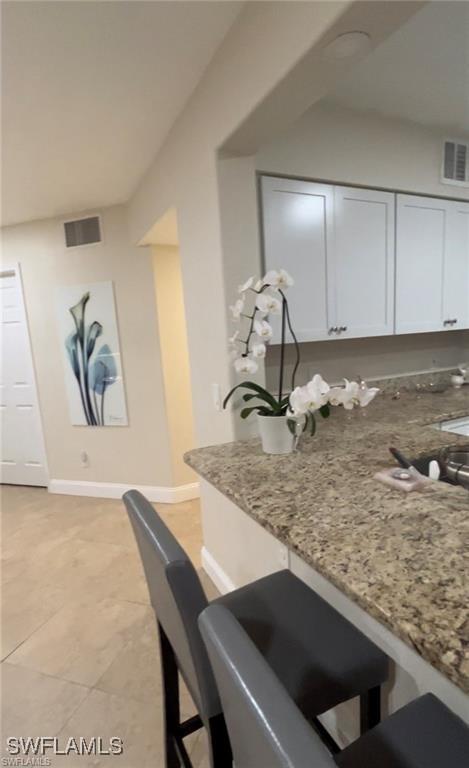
[186,384,469,743]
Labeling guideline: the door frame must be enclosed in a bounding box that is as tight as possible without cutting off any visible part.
[1,261,49,487]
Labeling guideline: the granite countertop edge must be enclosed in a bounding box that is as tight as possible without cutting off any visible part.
[185,388,469,693]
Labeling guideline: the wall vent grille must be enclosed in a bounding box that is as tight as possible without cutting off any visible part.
[64,216,102,247]
[442,139,469,187]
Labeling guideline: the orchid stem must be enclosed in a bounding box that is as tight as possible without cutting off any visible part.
[280,290,300,391]
[278,296,286,406]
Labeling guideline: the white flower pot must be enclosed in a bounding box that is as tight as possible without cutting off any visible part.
[257,413,294,455]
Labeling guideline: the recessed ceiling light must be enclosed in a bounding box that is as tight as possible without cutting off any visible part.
[323,31,372,60]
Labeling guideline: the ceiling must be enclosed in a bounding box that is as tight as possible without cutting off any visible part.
[1,1,241,226]
[327,2,469,136]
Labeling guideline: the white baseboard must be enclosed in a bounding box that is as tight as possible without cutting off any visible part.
[201,546,236,594]
[48,479,200,504]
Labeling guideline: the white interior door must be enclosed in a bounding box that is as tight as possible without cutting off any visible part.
[0,265,48,486]
[331,186,395,339]
[261,176,333,343]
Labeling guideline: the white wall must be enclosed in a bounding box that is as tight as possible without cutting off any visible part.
[129,1,354,449]
[153,244,196,486]
[128,2,417,448]
[1,204,173,487]
[257,101,469,200]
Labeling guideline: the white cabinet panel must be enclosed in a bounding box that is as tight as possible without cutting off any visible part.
[261,178,469,344]
[261,176,333,343]
[396,195,469,334]
[331,187,395,339]
[396,195,449,333]
[444,201,469,329]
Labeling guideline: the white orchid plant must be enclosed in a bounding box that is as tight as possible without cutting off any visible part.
[223,268,380,436]
[223,268,306,422]
[289,374,380,435]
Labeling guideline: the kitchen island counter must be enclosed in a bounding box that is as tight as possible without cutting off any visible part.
[186,387,469,696]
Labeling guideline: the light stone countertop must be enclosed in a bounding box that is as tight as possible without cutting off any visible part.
[185,387,469,693]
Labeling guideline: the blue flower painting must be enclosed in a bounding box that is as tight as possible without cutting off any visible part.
[59,282,127,427]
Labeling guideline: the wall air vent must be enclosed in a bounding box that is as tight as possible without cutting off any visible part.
[442,139,469,187]
[64,216,102,248]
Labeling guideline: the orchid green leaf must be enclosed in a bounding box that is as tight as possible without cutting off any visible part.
[223,381,281,412]
[319,404,330,419]
[240,405,271,419]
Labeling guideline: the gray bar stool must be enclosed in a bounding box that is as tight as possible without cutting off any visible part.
[123,490,389,768]
[200,603,469,768]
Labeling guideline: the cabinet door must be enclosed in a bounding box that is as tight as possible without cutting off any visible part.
[444,201,469,330]
[396,195,451,334]
[260,176,333,343]
[331,186,395,339]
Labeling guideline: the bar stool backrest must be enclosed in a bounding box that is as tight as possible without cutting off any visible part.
[123,490,220,720]
[199,603,336,768]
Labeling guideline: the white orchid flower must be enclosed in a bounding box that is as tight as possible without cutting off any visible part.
[254,319,273,341]
[303,374,330,411]
[230,297,244,320]
[289,375,330,415]
[289,386,309,416]
[356,382,380,407]
[234,356,258,375]
[254,278,263,291]
[339,379,380,409]
[238,276,254,294]
[339,379,358,410]
[255,293,282,316]
[251,342,266,359]
[263,269,294,289]
[328,386,346,407]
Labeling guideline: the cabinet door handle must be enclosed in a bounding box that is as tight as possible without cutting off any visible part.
[339,326,348,332]
[444,318,458,326]
[328,326,338,335]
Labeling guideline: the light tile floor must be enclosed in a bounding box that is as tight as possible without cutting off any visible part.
[1,485,214,767]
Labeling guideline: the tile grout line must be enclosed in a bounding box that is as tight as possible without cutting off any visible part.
[1,600,70,663]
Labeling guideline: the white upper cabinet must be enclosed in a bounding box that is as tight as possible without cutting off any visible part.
[444,201,469,330]
[396,195,450,333]
[396,195,469,333]
[261,176,333,343]
[331,186,395,338]
[261,176,469,343]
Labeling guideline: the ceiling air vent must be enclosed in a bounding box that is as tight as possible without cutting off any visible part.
[442,139,469,187]
[64,216,102,248]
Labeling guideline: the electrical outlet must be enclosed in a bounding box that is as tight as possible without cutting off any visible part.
[80,450,89,468]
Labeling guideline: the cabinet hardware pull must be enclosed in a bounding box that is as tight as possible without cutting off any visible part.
[339,326,348,332]
[328,326,339,335]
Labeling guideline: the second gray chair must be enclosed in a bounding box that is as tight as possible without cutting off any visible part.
[124,489,389,768]
[200,603,469,768]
